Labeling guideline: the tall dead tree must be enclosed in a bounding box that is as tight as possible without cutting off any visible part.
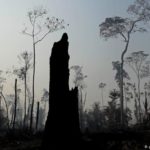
[35,101,40,131]
[126,51,149,122]
[13,79,17,130]
[23,7,65,131]
[41,33,81,149]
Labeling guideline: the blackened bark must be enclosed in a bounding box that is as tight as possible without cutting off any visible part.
[41,33,81,149]
[36,101,40,131]
[69,87,81,138]
[13,79,17,130]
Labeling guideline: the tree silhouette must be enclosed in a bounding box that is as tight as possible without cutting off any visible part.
[105,89,120,128]
[127,0,150,23]
[35,101,40,131]
[41,88,49,111]
[143,83,149,123]
[124,83,131,113]
[0,71,9,128]
[23,7,65,130]
[99,12,147,126]
[112,60,130,118]
[13,79,17,130]
[98,82,106,107]
[13,51,32,128]
[126,82,139,123]
[70,65,87,131]
[125,51,149,123]
[141,61,150,79]
[42,33,80,149]
[86,102,104,132]
[106,89,132,128]
[0,93,9,128]
[112,61,130,87]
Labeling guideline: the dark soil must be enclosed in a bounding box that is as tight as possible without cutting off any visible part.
[0,130,150,150]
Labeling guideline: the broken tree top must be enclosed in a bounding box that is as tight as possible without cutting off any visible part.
[51,32,69,59]
[50,32,70,93]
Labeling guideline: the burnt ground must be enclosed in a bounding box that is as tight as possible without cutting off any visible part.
[0,137,41,150]
[82,130,150,150]
[0,130,150,150]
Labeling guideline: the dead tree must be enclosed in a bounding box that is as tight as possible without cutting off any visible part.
[13,79,17,130]
[35,101,40,131]
[41,33,81,149]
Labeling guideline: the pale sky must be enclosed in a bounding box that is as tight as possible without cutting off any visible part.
[0,0,150,108]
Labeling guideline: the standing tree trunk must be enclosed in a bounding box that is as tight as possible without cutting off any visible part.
[24,73,27,128]
[79,88,83,131]
[137,74,141,123]
[120,35,130,126]
[30,39,35,131]
[13,79,17,130]
[101,88,104,107]
[35,101,40,131]
[99,16,142,127]
[143,90,148,122]
[0,96,1,112]
[23,8,65,132]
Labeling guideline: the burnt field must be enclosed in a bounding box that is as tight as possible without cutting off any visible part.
[0,130,149,150]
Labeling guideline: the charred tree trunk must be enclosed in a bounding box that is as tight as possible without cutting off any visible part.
[13,79,17,130]
[23,72,27,128]
[69,87,81,138]
[41,33,81,149]
[35,101,40,131]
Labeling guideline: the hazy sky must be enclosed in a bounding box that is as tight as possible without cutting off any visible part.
[0,0,150,108]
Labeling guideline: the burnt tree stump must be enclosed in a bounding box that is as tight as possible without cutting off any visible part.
[42,33,81,148]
